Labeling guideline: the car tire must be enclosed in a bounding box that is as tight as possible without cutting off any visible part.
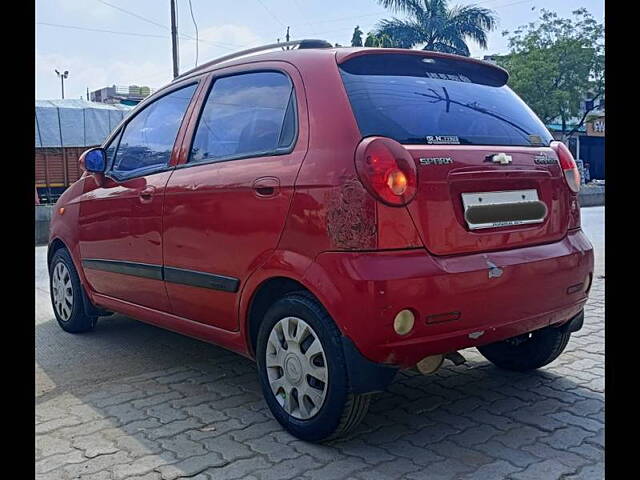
[256,291,371,442]
[49,248,97,333]
[477,326,571,371]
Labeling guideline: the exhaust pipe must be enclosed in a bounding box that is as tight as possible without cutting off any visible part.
[416,354,444,375]
[445,351,466,366]
[416,351,467,375]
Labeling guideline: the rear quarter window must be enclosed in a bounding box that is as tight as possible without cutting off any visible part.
[339,54,553,147]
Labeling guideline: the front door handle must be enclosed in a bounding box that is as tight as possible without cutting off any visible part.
[252,177,280,198]
[139,186,156,202]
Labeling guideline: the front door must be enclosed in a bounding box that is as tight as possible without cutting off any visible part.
[79,82,199,311]
[162,65,308,331]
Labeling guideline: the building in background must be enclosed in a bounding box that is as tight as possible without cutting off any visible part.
[580,113,605,182]
[90,84,155,105]
[35,99,133,203]
[546,99,605,182]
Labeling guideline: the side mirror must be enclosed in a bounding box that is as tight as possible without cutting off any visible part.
[80,147,107,173]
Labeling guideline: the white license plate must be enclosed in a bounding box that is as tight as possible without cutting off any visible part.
[461,189,543,230]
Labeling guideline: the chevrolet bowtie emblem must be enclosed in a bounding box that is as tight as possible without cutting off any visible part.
[489,153,512,165]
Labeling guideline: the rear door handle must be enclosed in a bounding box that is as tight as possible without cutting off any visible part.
[139,186,156,202]
[252,177,280,197]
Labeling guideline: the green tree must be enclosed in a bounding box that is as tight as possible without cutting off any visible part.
[351,26,364,46]
[373,0,497,56]
[364,32,395,47]
[497,8,604,139]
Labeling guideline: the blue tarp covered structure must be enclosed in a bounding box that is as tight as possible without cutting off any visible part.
[35,100,133,148]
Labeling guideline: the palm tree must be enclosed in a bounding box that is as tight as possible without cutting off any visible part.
[374,0,497,56]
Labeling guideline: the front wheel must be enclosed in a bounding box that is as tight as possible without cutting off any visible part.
[256,292,370,442]
[49,249,97,333]
[477,326,571,372]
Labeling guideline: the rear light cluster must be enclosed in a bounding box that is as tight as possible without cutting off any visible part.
[355,137,417,206]
[551,141,580,193]
[550,141,582,229]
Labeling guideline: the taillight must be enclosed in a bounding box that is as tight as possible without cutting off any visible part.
[551,141,580,193]
[355,137,417,206]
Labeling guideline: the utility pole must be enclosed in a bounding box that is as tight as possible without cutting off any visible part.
[55,69,69,99]
[280,27,290,50]
[170,0,180,78]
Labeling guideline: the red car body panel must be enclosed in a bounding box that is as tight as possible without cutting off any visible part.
[48,47,594,371]
[305,230,592,367]
[334,47,511,73]
[78,171,174,312]
[90,289,251,357]
[161,62,310,332]
[404,145,570,256]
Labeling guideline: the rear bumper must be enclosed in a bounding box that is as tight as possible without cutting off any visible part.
[311,229,593,368]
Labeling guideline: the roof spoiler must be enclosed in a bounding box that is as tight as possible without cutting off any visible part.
[175,39,333,81]
[336,48,509,86]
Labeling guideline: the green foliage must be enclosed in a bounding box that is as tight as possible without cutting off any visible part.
[364,32,395,47]
[497,8,604,137]
[374,0,497,56]
[351,26,364,47]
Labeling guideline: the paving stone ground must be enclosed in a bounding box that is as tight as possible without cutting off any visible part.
[36,208,604,480]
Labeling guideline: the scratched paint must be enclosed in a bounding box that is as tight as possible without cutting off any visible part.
[326,178,377,250]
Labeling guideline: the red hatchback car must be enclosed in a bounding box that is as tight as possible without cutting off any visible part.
[48,41,594,442]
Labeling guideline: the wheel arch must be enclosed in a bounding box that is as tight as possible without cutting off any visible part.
[245,276,317,358]
[243,265,398,397]
[47,237,68,267]
[47,234,95,306]
[239,250,346,358]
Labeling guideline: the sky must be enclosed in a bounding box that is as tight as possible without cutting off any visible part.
[35,0,605,100]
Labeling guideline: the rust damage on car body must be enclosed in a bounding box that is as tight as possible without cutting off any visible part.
[326,178,377,250]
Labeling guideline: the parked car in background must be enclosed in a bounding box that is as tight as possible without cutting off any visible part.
[47,41,594,442]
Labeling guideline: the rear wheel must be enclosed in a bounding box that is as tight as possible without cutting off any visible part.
[256,292,370,442]
[49,249,97,333]
[477,326,571,371]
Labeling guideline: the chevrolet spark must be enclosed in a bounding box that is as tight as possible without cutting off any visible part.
[48,41,594,442]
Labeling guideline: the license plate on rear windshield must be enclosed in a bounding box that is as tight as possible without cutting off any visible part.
[461,189,546,230]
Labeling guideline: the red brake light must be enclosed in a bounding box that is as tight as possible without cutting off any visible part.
[355,137,417,206]
[551,141,580,193]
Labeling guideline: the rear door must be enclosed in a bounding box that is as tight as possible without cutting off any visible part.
[78,82,199,310]
[162,63,308,331]
[339,52,570,256]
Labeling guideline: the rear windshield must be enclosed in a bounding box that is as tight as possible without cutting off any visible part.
[339,54,553,147]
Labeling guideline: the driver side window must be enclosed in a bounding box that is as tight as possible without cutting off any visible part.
[110,83,197,178]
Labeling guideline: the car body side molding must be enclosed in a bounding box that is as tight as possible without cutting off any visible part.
[164,266,240,293]
[82,259,239,293]
[82,259,163,281]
